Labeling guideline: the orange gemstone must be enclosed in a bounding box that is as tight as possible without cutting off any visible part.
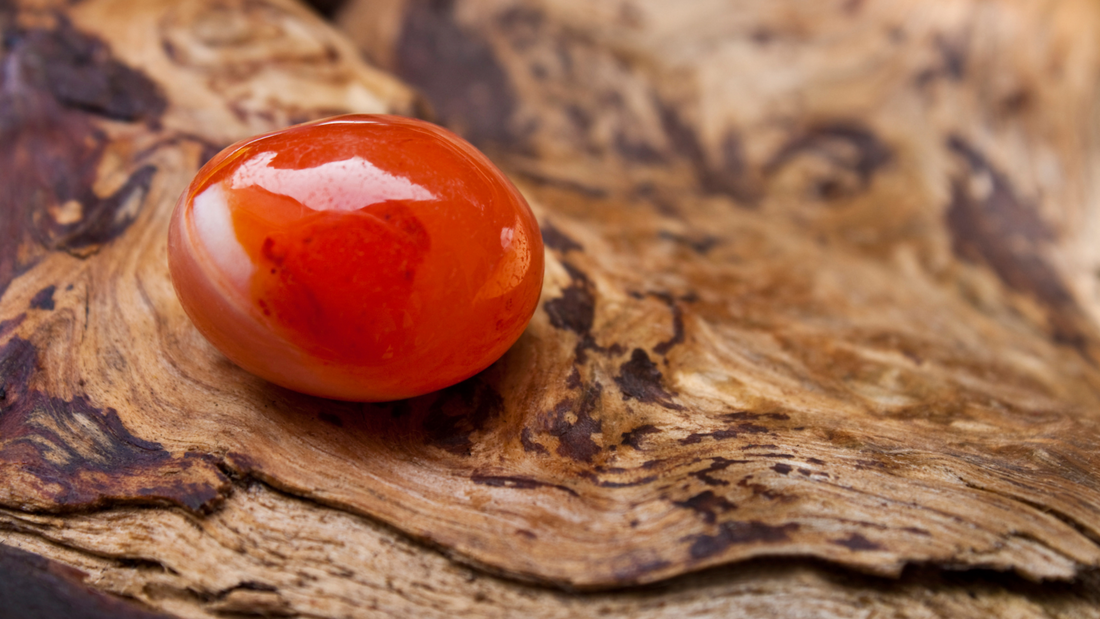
[168,115,544,401]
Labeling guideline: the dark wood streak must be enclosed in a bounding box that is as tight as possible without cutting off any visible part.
[657,105,760,206]
[946,136,1096,360]
[543,262,602,362]
[764,123,892,199]
[0,543,178,619]
[470,473,579,497]
[614,348,683,409]
[543,382,603,463]
[540,220,583,253]
[0,337,229,513]
[657,230,720,256]
[647,291,686,356]
[0,314,27,340]
[687,521,801,561]
[619,424,660,449]
[0,10,165,298]
[674,490,739,525]
[831,532,884,552]
[422,377,504,457]
[396,0,519,146]
[29,286,56,311]
[302,0,349,19]
[689,457,750,487]
[520,426,549,454]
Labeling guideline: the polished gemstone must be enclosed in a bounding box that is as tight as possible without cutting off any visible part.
[168,115,544,401]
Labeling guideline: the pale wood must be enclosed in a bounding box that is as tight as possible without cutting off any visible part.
[4,485,1100,619]
[2,0,1100,616]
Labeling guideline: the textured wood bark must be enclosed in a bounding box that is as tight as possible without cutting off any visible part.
[2,0,1100,616]
[337,0,1100,584]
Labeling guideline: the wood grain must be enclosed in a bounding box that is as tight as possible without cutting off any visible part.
[4,483,1100,618]
[2,0,1100,615]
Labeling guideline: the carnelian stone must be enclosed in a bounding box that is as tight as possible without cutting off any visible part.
[168,115,544,401]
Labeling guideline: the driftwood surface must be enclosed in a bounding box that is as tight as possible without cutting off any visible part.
[2,0,1100,616]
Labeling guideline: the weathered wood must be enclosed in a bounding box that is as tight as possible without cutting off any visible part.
[2,0,1100,616]
[4,484,1100,619]
[335,0,1100,585]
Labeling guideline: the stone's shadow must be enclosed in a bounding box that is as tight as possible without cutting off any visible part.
[254,344,518,461]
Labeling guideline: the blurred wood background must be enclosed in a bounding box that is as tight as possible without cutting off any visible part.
[2,0,1100,616]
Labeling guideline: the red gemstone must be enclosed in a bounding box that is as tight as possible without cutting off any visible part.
[168,115,544,401]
